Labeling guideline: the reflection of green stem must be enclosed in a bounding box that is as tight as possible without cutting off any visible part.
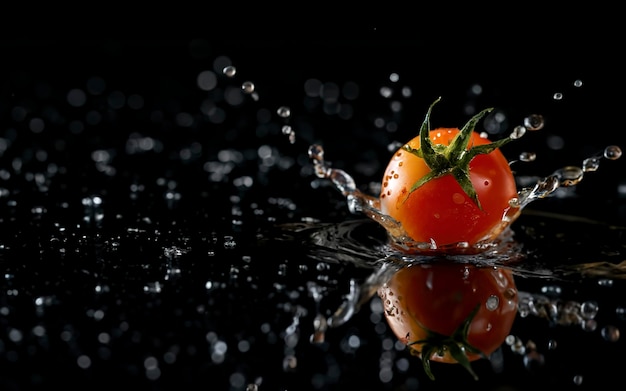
[407,303,485,381]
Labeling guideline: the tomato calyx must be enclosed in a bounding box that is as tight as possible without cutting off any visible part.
[402,97,512,209]
[407,303,484,381]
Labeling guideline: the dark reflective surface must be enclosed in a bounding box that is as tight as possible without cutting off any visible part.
[1,40,625,390]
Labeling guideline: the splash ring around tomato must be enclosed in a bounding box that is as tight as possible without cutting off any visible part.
[377,261,518,380]
[379,97,520,253]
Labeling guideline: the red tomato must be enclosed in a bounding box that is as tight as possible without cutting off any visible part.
[378,261,518,380]
[379,99,519,252]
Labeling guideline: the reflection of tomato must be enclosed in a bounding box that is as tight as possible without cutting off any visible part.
[379,98,518,250]
[378,261,518,380]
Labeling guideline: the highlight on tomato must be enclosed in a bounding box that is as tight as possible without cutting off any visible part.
[379,97,520,253]
[377,261,518,380]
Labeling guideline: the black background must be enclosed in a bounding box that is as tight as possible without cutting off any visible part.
[0,39,625,390]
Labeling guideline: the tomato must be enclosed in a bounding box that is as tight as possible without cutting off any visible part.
[379,98,519,252]
[378,261,518,380]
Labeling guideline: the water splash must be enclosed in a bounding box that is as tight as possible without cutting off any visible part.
[309,122,622,255]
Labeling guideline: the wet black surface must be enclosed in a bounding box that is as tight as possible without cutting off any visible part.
[1,40,626,390]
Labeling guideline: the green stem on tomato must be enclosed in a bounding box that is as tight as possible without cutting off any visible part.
[402,97,512,209]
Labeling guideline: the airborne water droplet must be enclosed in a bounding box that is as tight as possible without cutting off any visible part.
[282,125,296,144]
[580,300,599,319]
[604,145,622,160]
[277,106,291,118]
[573,375,583,386]
[582,157,600,172]
[554,166,584,187]
[601,325,620,342]
[510,126,526,140]
[523,114,545,131]
[241,81,255,94]
[519,151,536,162]
[308,144,324,161]
[223,66,236,77]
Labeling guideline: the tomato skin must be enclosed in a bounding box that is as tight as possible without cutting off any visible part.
[378,262,518,366]
[380,128,518,249]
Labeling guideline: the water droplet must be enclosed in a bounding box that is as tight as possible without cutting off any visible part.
[241,81,255,94]
[510,126,526,140]
[310,314,327,344]
[616,306,626,320]
[580,300,599,319]
[283,355,297,371]
[308,144,324,161]
[223,66,236,77]
[553,92,563,100]
[555,166,584,187]
[505,335,516,345]
[504,288,517,300]
[536,175,560,196]
[486,295,500,311]
[144,281,162,293]
[379,86,393,98]
[547,339,557,350]
[582,319,597,331]
[582,157,600,172]
[573,375,583,385]
[519,151,537,162]
[523,350,545,370]
[223,236,237,249]
[510,337,526,355]
[540,285,562,297]
[523,114,545,131]
[601,325,620,342]
[277,106,291,118]
[282,125,296,144]
[604,145,622,160]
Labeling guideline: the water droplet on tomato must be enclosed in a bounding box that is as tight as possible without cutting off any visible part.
[486,295,500,311]
[504,288,517,300]
[452,192,465,205]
